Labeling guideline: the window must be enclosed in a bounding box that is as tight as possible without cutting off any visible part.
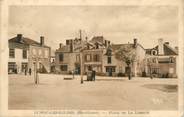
[9,48,15,58]
[59,53,64,62]
[85,54,91,62]
[76,55,80,62]
[94,54,100,62]
[60,65,68,71]
[32,48,36,55]
[8,62,16,73]
[38,49,42,55]
[107,56,111,64]
[45,50,49,58]
[21,62,28,72]
[23,50,27,59]
[106,67,115,72]
[170,57,175,63]
[152,50,157,55]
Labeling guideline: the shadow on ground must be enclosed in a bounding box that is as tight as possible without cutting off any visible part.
[142,84,178,93]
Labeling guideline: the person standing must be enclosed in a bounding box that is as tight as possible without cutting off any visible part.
[25,69,27,76]
[29,68,32,75]
[92,70,96,81]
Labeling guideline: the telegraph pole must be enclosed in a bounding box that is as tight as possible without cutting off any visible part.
[33,58,39,84]
[79,29,82,40]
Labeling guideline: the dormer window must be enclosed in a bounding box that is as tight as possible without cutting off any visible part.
[106,48,112,56]
[151,50,157,56]
[170,57,175,63]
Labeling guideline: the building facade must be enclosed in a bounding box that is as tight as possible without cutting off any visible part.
[55,36,178,78]
[145,39,178,78]
[102,39,146,77]
[8,34,51,74]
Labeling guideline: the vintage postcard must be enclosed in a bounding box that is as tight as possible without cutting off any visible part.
[0,0,183,117]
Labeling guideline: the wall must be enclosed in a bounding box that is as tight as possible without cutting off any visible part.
[29,45,51,73]
[8,48,29,73]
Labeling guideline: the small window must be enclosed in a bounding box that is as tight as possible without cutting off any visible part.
[94,54,100,62]
[107,56,111,64]
[76,55,80,62]
[85,54,91,62]
[60,65,68,71]
[152,50,157,55]
[170,57,175,63]
[23,50,27,59]
[9,48,15,58]
[59,53,64,62]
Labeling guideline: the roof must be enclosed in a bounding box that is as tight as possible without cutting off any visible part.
[56,45,71,53]
[111,44,134,51]
[146,43,178,55]
[91,36,104,43]
[9,36,50,48]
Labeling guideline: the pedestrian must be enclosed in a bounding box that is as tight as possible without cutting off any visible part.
[94,70,96,81]
[29,68,32,75]
[25,69,27,76]
[92,70,96,81]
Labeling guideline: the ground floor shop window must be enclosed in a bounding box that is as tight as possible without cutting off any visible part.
[8,62,17,73]
[21,62,28,72]
[106,67,116,72]
[60,65,68,71]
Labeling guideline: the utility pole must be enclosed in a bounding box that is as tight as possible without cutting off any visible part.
[80,51,84,84]
[79,29,82,40]
[33,58,39,84]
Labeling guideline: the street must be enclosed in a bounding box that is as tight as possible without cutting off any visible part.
[9,74,178,110]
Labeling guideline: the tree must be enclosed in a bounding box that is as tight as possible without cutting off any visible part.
[115,45,136,80]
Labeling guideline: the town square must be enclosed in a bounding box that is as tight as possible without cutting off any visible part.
[9,74,177,110]
[7,6,179,111]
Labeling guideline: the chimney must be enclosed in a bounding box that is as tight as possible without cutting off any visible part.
[16,34,23,42]
[70,39,73,52]
[85,37,88,41]
[158,38,164,55]
[40,36,44,46]
[59,43,63,48]
[108,41,110,46]
[175,46,178,51]
[105,40,107,47]
[133,38,137,48]
[165,42,169,45]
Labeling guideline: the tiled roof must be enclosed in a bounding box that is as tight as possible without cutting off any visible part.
[9,36,50,48]
[111,44,134,50]
[146,44,178,55]
[56,45,70,53]
[91,36,104,43]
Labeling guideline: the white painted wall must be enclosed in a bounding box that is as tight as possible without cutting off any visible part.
[8,48,28,73]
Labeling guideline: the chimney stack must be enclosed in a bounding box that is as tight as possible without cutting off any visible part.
[17,34,23,42]
[175,46,178,52]
[59,43,63,48]
[40,36,44,46]
[70,39,73,52]
[133,38,137,48]
[158,38,164,55]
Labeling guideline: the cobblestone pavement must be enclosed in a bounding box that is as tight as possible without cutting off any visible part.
[8,74,178,110]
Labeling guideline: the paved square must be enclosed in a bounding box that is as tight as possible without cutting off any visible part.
[9,74,178,110]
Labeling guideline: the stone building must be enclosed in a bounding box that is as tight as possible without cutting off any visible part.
[103,39,146,76]
[8,34,51,74]
[82,36,108,73]
[55,38,84,74]
[145,39,178,78]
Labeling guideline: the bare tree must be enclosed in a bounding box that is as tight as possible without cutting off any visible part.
[115,45,136,80]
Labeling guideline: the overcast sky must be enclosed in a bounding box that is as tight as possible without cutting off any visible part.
[9,6,178,52]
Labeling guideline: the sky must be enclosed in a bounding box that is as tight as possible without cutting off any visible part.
[9,6,178,52]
